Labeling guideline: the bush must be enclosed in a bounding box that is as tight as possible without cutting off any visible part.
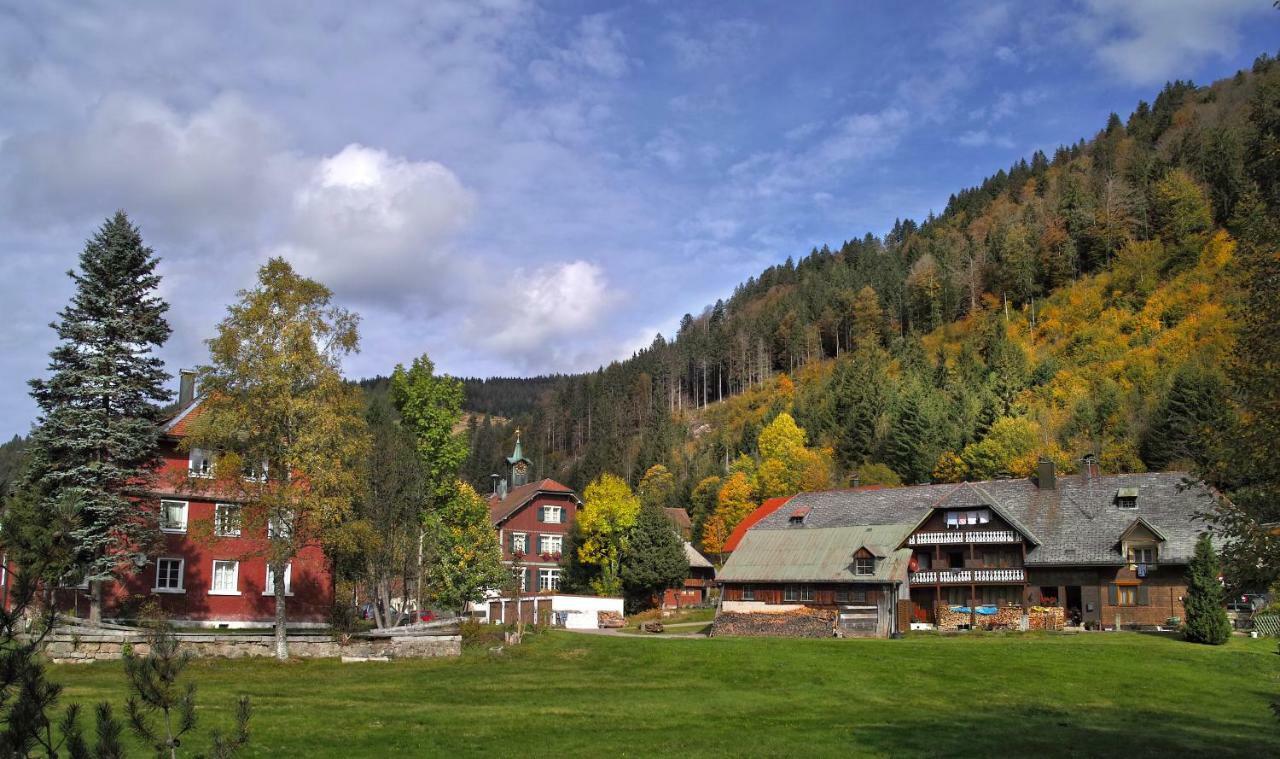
[460,619,505,649]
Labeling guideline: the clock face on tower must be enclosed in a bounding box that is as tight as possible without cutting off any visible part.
[514,461,528,476]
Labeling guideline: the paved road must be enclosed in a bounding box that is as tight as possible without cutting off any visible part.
[565,620,711,639]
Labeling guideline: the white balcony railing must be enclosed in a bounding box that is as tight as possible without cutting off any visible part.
[907,530,1019,546]
[909,568,1025,584]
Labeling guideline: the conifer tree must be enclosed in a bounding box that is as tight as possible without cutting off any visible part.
[1181,534,1231,645]
[620,501,687,610]
[25,211,171,622]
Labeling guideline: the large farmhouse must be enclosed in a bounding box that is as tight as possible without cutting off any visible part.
[717,458,1218,637]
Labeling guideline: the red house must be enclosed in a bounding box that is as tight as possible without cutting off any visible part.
[72,371,333,627]
[487,433,580,594]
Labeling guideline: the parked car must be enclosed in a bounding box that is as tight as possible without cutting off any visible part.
[400,609,437,624]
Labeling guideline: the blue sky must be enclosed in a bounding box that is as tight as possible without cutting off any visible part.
[0,0,1277,434]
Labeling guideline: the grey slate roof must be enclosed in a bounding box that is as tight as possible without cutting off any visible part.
[749,471,1216,567]
[718,524,914,583]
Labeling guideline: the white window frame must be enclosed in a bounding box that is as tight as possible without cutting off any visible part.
[188,448,214,478]
[153,557,185,593]
[243,460,268,483]
[1132,546,1157,565]
[542,505,564,524]
[264,563,293,596]
[160,500,188,533]
[267,510,294,540]
[214,503,241,537]
[511,532,528,554]
[511,566,528,591]
[855,557,875,576]
[538,534,563,555]
[538,567,561,592]
[210,560,241,595]
[741,585,755,601]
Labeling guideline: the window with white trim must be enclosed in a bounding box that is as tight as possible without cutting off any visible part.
[214,504,241,537]
[855,557,875,576]
[511,532,528,554]
[538,568,561,591]
[542,505,564,524]
[538,534,563,555]
[160,500,188,533]
[741,585,755,601]
[1131,546,1157,565]
[511,567,528,591]
[268,511,294,540]
[188,448,214,478]
[210,560,240,595]
[264,563,292,595]
[243,460,268,483]
[154,558,184,592]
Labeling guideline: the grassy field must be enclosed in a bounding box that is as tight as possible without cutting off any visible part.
[52,631,1280,757]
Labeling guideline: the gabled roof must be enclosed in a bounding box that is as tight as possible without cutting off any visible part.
[745,472,1216,566]
[664,508,692,535]
[1119,515,1168,543]
[900,481,1041,547]
[718,525,913,583]
[161,396,206,437]
[488,478,578,525]
[684,542,714,570]
[722,495,794,552]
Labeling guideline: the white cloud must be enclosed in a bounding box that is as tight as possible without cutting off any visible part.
[2,92,293,237]
[1075,0,1266,85]
[284,144,476,304]
[956,130,1014,149]
[662,18,762,70]
[530,13,630,87]
[471,260,612,362]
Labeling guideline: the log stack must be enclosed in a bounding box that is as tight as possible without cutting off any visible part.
[597,611,625,629]
[1027,606,1065,631]
[710,609,836,638]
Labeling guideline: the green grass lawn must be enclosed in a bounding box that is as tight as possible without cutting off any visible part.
[52,631,1280,757]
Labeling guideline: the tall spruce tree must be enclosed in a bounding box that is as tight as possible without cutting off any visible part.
[1181,533,1231,645]
[25,212,171,622]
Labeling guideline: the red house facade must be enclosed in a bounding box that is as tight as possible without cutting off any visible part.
[487,434,580,594]
[44,372,334,627]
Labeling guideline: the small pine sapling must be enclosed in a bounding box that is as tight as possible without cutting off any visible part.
[122,624,251,757]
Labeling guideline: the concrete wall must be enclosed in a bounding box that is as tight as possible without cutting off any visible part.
[40,630,460,663]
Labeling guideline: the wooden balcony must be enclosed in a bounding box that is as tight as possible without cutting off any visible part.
[909,568,1025,584]
[907,530,1019,546]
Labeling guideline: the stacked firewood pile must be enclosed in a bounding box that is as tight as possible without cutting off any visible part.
[1028,606,1065,631]
[934,604,1025,631]
[597,611,625,629]
[710,609,836,638]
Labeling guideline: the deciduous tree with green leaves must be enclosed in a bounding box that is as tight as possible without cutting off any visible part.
[577,473,640,596]
[423,482,506,615]
[186,258,370,660]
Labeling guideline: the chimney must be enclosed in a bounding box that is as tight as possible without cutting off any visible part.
[1081,454,1100,483]
[1036,458,1056,490]
[498,478,508,500]
[490,473,501,496]
[178,369,196,407]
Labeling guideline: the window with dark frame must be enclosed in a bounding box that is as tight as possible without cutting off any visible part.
[742,585,754,601]
[851,588,867,603]
[800,585,814,602]
[835,588,849,603]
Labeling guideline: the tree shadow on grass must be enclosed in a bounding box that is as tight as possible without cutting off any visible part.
[844,703,1278,758]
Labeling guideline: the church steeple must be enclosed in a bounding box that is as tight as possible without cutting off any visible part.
[506,429,532,486]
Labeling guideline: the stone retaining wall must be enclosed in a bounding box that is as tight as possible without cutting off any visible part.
[39,631,460,663]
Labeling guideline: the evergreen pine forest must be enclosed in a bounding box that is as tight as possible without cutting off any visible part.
[452,54,1280,553]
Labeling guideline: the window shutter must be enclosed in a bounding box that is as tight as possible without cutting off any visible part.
[536,506,544,523]
[1137,585,1149,606]
[1107,584,1118,605]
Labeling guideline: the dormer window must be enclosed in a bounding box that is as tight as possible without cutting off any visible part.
[189,448,214,478]
[788,507,810,526]
[1116,488,1139,509]
[855,557,875,576]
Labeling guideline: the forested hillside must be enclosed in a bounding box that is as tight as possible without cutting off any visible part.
[460,51,1280,545]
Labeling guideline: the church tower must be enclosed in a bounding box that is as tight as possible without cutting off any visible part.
[507,430,532,487]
